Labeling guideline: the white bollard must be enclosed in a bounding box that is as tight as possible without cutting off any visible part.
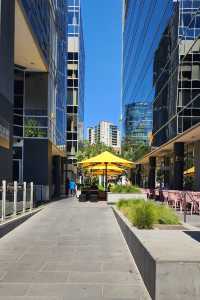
[30,182,33,212]
[23,182,26,214]
[2,180,6,221]
[13,181,18,216]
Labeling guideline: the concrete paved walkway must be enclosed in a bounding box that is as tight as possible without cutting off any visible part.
[0,198,150,300]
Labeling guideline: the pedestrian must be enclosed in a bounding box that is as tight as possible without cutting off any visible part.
[69,179,76,196]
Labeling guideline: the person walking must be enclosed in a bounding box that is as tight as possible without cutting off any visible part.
[69,179,76,196]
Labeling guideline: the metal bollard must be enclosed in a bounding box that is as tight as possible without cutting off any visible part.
[2,180,6,221]
[23,182,26,214]
[30,182,33,212]
[13,181,17,217]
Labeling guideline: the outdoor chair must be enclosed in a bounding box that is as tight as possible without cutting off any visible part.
[191,192,200,214]
[155,189,160,201]
[181,191,194,215]
[168,191,182,211]
[161,190,169,204]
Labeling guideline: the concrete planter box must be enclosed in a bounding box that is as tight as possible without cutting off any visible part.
[113,207,200,300]
[107,192,146,204]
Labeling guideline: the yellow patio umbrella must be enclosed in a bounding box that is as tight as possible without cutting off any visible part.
[79,151,134,191]
[79,151,134,168]
[184,166,195,176]
[88,164,125,176]
[90,169,123,176]
[88,164,125,172]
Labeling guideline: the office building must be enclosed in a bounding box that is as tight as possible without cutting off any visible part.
[153,0,200,147]
[66,0,85,179]
[124,102,152,145]
[0,0,67,199]
[88,121,121,151]
[0,1,15,181]
[123,0,200,190]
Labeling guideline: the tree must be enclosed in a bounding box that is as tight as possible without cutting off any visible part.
[121,136,150,162]
[24,119,46,138]
[76,141,115,162]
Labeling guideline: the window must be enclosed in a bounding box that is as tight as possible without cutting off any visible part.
[192,65,200,80]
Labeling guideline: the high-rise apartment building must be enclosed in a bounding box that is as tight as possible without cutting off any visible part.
[67,0,85,179]
[124,102,152,145]
[0,0,67,199]
[88,121,121,151]
[87,127,95,145]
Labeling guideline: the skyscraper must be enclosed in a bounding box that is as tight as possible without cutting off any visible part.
[153,0,200,146]
[124,102,152,145]
[0,1,15,181]
[0,0,67,199]
[123,1,200,190]
[66,0,85,179]
[122,1,153,142]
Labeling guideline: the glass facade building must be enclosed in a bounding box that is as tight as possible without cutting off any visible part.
[12,0,67,198]
[122,0,200,147]
[124,102,152,145]
[14,0,67,147]
[67,0,85,175]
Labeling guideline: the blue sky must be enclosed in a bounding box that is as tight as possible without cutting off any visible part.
[81,0,122,133]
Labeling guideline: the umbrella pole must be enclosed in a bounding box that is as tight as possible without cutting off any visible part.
[105,163,108,195]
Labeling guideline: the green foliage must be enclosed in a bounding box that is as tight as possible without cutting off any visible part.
[184,176,194,191]
[134,202,155,229]
[121,136,150,162]
[156,169,164,186]
[98,185,105,192]
[110,185,141,193]
[117,200,180,229]
[155,205,180,225]
[24,119,45,138]
[76,140,115,162]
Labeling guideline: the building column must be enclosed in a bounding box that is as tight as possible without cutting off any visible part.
[173,142,184,190]
[53,156,61,197]
[164,156,170,188]
[136,164,142,187]
[148,157,156,189]
[194,141,200,191]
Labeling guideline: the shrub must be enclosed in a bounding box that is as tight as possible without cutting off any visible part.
[110,185,141,194]
[155,205,180,225]
[117,199,180,229]
[133,202,156,229]
[98,185,105,192]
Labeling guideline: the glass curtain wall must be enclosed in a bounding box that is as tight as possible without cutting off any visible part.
[67,0,85,165]
[17,0,67,147]
[122,0,200,147]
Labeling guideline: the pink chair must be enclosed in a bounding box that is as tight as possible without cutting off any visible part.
[168,191,182,211]
[191,192,200,214]
[162,190,169,204]
[181,191,194,215]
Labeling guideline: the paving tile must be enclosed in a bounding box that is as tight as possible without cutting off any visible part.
[42,261,102,272]
[0,198,150,299]
[68,271,141,284]
[0,297,61,300]
[103,284,150,299]
[27,284,102,297]
[1,271,69,283]
[0,283,30,296]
